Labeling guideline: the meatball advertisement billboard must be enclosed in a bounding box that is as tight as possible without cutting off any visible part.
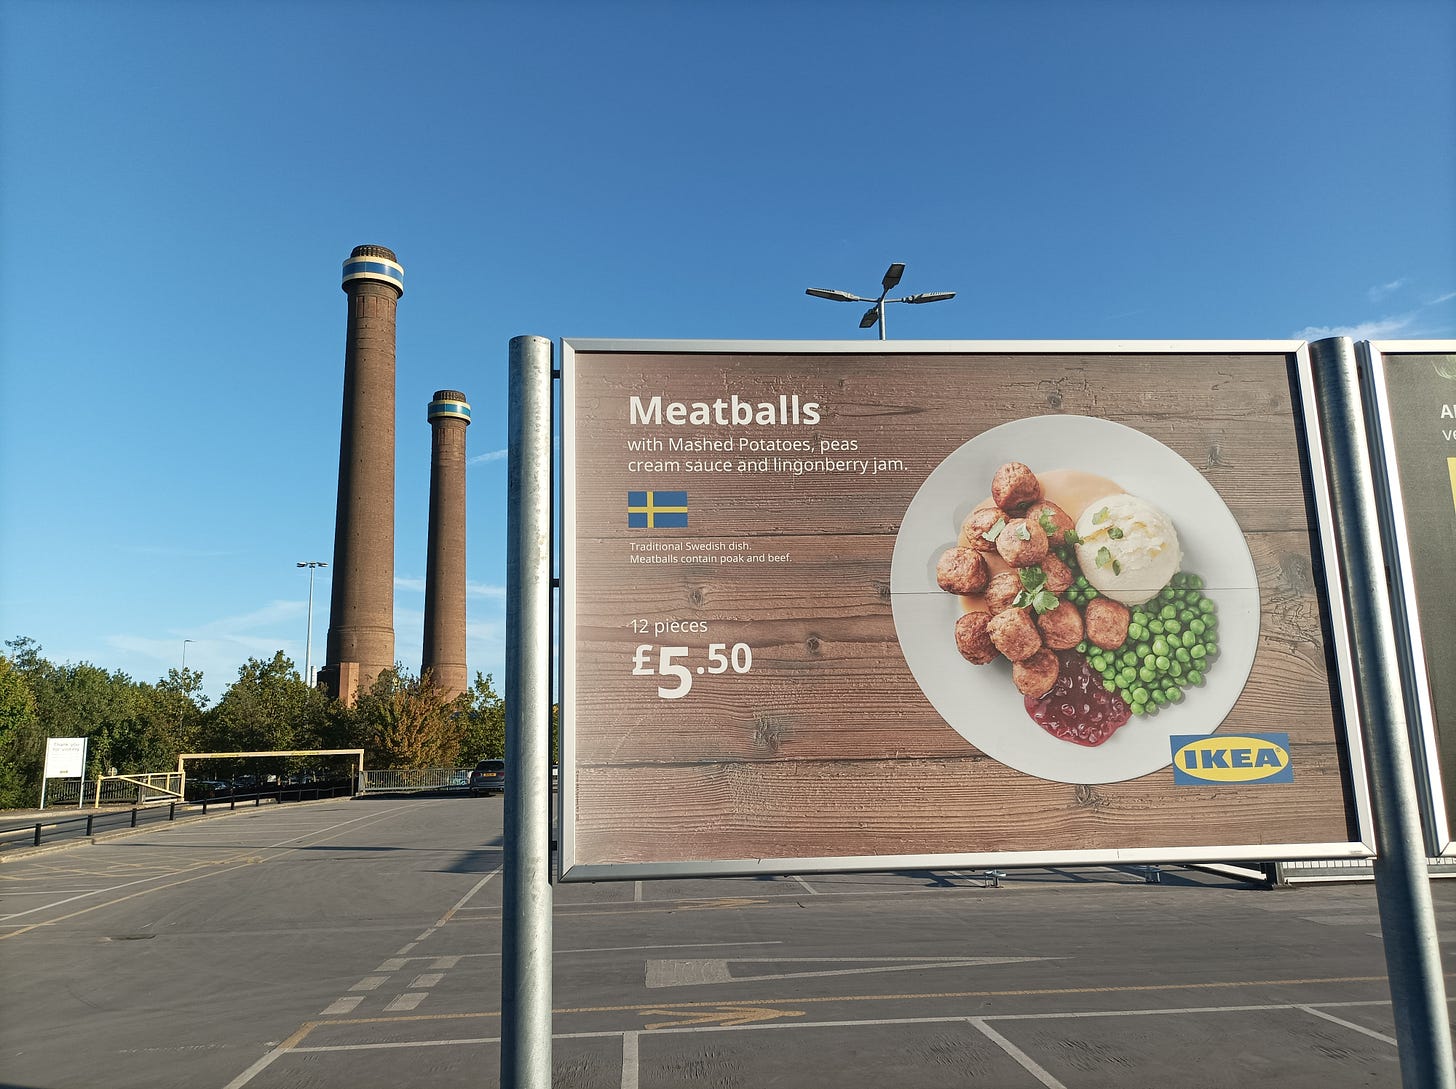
[559,341,1374,880]
[1363,340,1456,856]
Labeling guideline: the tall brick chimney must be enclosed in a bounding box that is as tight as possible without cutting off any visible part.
[421,390,471,699]
[320,245,403,705]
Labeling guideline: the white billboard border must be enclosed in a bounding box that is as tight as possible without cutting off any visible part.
[558,339,1376,881]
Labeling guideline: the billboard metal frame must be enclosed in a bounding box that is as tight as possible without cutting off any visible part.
[1359,338,1456,857]
[558,339,1376,881]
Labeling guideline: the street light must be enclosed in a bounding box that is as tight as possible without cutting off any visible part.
[806,262,956,339]
[182,639,194,671]
[297,561,328,685]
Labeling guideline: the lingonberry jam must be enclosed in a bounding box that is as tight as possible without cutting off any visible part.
[1025,650,1131,747]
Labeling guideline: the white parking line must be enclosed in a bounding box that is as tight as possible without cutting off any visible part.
[320,996,363,1016]
[385,992,428,1012]
[621,1030,639,1089]
[349,976,388,992]
[968,1018,1067,1089]
[1298,1004,1398,1044]
[409,973,444,988]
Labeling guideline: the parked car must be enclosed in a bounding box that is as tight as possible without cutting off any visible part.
[468,759,506,796]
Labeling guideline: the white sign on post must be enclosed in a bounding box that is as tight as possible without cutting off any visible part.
[44,737,87,779]
[40,737,87,809]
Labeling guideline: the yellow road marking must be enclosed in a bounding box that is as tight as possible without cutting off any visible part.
[641,1005,805,1029]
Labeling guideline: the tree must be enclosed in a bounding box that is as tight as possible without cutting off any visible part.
[0,656,42,807]
[458,672,505,761]
[352,668,462,769]
[201,651,332,754]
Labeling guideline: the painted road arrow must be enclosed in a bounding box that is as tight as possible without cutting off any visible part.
[641,1004,806,1030]
[646,955,1061,988]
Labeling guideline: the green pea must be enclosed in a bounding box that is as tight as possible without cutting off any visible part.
[1198,599,1214,614]
[1164,620,1181,635]
[1127,623,1145,641]
[1189,619,1206,636]
[1103,679,1118,693]
[1190,644,1207,660]
[1164,687,1183,703]
[1205,641,1218,658]
[1175,647,1190,663]
[1152,689,1168,705]
[1155,655,1170,671]
[1151,637,1169,657]
[1168,660,1183,678]
[1132,686,1149,703]
[1187,670,1204,686]
[1139,666,1155,683]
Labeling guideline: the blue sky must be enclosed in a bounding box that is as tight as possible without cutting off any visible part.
[2,0,1452,702]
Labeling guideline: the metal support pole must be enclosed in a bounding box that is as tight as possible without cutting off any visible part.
[1309,336,1453,1088]
[501,335,554,1089]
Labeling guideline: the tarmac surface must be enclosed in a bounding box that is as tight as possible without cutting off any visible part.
[1,795,1453,1088]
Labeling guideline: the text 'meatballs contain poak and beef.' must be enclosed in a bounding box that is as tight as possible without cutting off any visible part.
[937,460,1222,748]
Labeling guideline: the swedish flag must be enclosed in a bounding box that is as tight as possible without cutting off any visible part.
[628,490,688,529]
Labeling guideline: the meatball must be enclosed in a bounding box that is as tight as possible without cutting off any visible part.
[1012,648,1061,698]
[987,607,1042,662]
[985,571,1024,614]
[1025,499,1077,547]
[990,461,1043,512]
[1040,551,1074,594]
[1084,596,1131,651]
[961,506,1007,553]
[995,517,1049,568]
[936,547,989,595]
[1037,600,1085,650]
[954,611,996,664]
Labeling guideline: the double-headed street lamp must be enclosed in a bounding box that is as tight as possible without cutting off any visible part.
[806,262,956,339]
[297,561,327,685]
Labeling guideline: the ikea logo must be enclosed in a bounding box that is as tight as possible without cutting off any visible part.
[1170,733,1293,785]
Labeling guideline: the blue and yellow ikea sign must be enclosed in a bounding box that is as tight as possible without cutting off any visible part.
[628,490,688,529]
[1170,733,1293,785]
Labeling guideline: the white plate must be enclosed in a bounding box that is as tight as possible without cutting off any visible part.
[890,415,1259,784]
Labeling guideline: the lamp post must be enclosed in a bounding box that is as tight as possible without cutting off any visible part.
[182,639,194,671]
[806,262,956,339]
[297,561,328,685]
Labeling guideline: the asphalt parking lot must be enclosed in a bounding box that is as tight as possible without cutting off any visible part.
[1,796,1452,1088]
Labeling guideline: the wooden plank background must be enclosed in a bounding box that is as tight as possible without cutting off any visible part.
[565,349,1361,868]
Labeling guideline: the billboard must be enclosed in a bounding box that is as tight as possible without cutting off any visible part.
[1362,340,1456,856]
[560,341,1374,879]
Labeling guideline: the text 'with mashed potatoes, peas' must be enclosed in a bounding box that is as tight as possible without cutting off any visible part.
[936,461,1221,747]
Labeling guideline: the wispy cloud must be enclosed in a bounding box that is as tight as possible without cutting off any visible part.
[468,581,506,600]
[395,576,426,594]
[1368,279,1406,301]
[1293,314,1419,341]
[468,448,508,465]
[1428,291,1456,306]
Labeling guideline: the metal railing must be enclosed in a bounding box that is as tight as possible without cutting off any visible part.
[358,767,472,794]
[0,781,356,854]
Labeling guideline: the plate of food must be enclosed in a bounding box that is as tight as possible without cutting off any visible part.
[890,414,1259,784]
